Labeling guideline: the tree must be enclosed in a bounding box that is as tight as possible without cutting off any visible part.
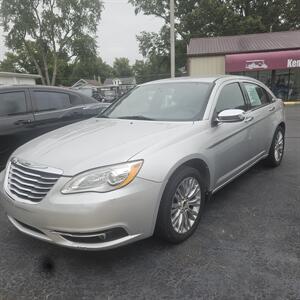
[0,52,35,73]
[113,58,134,77]
[133,60,151,83]
[70,56,114,85]
[0,0,103,85]
[132,26,187,83]
[129,0,300,40]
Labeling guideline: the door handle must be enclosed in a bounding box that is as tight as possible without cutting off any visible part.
[244,116,254,123]
[269,106,276,112]
[14,119,32,126]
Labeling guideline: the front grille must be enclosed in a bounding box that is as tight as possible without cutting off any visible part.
[6,159,61,203]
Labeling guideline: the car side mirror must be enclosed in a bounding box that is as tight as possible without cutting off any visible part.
[216,109,245,123]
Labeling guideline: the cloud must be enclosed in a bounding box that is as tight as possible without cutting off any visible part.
[98,1,163,65]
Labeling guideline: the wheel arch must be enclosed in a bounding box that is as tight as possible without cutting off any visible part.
[153,158,211,238]
[150,156,212,235]
[181,159,211,191]
[162,157,211,196]
[278,121,286,133]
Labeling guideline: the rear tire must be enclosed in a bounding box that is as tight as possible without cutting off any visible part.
[265,126,285,167]
[155,166,206,244]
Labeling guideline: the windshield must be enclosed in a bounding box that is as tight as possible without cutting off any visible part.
[100,82,213,121]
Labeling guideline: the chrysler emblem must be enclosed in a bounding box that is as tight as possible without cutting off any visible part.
[12,157,49,170]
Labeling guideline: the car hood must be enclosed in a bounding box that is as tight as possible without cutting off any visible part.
[13,118,198,176]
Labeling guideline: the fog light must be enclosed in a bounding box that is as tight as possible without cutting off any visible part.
[98,233,106,241]
[58,228,128,244]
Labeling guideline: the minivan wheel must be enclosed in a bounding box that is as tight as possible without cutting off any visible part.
[155,166,206,244]
[265,126,285,167]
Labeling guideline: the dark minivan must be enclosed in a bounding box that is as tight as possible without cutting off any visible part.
[0,86,106,169]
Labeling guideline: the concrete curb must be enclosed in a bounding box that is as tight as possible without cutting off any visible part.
[284,102,300,105]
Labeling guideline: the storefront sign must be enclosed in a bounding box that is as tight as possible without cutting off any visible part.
[226,49,300,72]
[245,60,268,70]
[287,59,300,68]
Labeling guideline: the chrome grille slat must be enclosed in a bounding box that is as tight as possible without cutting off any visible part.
[8,176,52,190]
[8,181,49,195]
[10,171,56,186]
[6,159,62,203]
[10,165,59,181]
[8,187,45,200]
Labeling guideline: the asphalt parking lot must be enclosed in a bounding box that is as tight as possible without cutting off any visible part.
[0,106,299,300]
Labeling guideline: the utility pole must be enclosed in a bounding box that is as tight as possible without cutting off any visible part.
[170,0,175,78]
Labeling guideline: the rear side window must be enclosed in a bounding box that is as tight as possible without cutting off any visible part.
[0,91,27,116]
[34,91,71,112]
[82,95,98,104]
[215,83,247,114]
[69,94,83,106]
[243,83,271,108]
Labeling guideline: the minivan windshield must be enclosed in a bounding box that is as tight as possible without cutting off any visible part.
[100,82,213,121]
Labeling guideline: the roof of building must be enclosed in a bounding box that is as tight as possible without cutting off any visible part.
[120,77,136,85]
[187,30,300,57]
[104,77,136,86]
[0,71,41,79]
[83,79,102,86]
[71,79,102,88]
[103,78,115,85]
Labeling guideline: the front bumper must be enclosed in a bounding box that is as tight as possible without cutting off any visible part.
[0,171,163,250]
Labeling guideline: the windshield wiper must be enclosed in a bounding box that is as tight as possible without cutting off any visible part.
[117,115,155,121]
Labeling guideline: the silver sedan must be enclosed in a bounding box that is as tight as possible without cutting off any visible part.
[0,76,285,250]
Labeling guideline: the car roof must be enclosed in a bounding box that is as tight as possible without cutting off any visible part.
[0,85,101,102]
[141,75,262,85]
[0,85,74,91]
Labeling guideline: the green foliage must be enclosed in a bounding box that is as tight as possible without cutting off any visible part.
[0,51,36,73]
[130,0,300,40]
[113,58,134,77]
[0,50,114,86]
[0,0,103,85]
[70,56,114,85]
[133,26,187,83]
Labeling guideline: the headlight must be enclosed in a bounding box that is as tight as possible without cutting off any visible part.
[61,160,143,194]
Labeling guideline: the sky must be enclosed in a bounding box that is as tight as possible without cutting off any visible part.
[0,0,164,66]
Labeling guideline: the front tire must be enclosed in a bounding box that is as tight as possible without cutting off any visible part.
[155,166,206,244]
[265,126,285,167]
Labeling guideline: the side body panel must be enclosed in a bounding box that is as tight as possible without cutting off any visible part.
[135,78,285,194]
[28,88,103,137]
[0,88,34,169]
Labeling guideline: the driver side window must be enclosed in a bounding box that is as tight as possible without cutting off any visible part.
[215,83,247,114]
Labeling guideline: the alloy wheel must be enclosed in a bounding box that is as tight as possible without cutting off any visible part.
[171,177,201,234]
[274,131,284,162]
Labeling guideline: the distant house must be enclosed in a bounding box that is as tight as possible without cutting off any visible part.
[104,77,136,92]
[0,72,41,85]
[71,78,103,101]
[103,78,122,86]
[119,77,137,90]
[72,78,102,89]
